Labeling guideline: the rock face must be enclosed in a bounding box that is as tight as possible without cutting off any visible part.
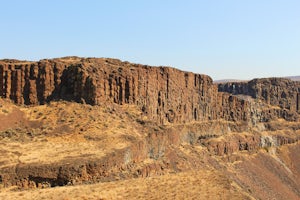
[0,58,97,106]
[0,57,251,124]
[1,57,300,199]
[218,78,300,113]
[1,57,300,125]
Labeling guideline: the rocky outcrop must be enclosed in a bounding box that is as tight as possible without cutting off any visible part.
[218,78,300,113]
[0,59,96,105]
[1,57,300,199]
[203,133,300,156]
[1,57,300,125]
[0,57,252,124]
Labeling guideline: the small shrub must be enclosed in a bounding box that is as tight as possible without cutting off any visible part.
[2,109,9,113]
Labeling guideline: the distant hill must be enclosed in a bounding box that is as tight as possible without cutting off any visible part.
[213,79,247,83]
[214,76,300,83]
[286,76,300,81]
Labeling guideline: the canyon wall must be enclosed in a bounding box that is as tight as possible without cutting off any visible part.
[218,78,300,113]
[0,57,251,124]
[1,57,299,124]
[1,58,300,197]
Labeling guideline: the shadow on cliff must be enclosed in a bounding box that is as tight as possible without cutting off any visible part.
[47,65,96,105]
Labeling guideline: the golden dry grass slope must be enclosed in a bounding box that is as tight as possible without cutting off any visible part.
[0,170,251,200]
[0,98,300,200]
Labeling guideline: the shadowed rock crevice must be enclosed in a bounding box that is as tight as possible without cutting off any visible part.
[28,176,67,188]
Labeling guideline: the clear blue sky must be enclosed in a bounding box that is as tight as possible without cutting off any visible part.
[1,0,300,80]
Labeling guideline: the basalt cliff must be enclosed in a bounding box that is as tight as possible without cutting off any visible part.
[0,57,300,200]
[1,57,242,124]
[2,57,300,124]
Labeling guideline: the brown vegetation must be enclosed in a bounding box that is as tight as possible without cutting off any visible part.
[0,57,300,199]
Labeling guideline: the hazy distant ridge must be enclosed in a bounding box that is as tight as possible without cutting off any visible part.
[286,76,300,81]
[214,76,300,83]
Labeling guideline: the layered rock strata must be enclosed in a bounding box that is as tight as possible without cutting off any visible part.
[1,57,300,125]
[0,57,250,124]
[1,58,300,197]
[218,78,300,113]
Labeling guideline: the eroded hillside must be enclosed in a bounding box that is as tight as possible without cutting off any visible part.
[0,57,300,199]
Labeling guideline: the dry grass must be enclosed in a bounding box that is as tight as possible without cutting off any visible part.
[0,99,299,200]
[0,169,251,200]
[0,100,144,168]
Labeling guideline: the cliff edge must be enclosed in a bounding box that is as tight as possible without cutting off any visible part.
[2,57,299,125]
